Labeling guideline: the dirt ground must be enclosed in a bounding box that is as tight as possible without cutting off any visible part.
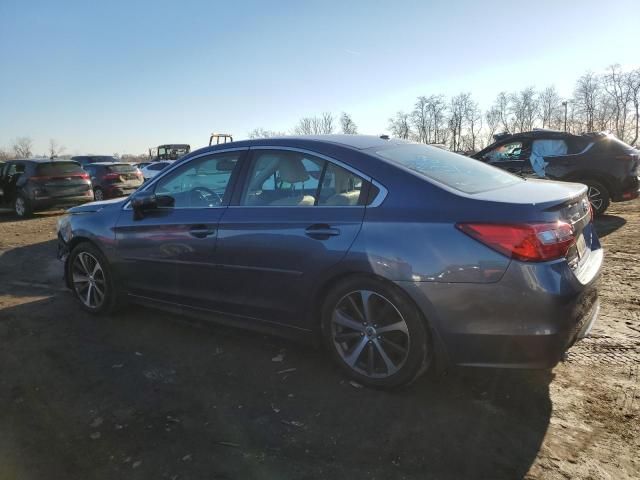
[0,200,638,480]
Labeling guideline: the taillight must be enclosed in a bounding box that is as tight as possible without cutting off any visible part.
[103,173,122,181]
[456,222,575,262]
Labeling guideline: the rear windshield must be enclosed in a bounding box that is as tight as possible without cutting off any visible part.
[107,164,137,173]
[36,162,84,176]
[374,144,522,194]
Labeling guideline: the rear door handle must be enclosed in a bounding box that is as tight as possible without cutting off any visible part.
[189,225,216,238]
[305,224,340,238]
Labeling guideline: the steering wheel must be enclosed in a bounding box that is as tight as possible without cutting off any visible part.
[191,186,223,206]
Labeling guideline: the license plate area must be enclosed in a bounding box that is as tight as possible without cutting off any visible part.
[576,233,588,260]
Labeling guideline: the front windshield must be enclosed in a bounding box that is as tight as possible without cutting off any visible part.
[375,143,522,194]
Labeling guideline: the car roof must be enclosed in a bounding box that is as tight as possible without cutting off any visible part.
[203,135,411,152]
[89,162,132,166]
[10,158,80,163]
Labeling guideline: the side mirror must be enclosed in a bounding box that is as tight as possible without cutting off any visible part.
[131,191,174,219]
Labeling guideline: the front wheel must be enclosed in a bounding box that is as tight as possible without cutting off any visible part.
[321,276,431,388]
[67,242,119,313]
[585,180,610,216]
[93,188,104,201]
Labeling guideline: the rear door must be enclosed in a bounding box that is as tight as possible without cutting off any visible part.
[113,149,247,306]
[3,162,27,202]
[212,148,368,329]
[480,139,533,176]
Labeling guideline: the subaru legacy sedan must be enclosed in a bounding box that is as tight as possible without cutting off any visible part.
[57,135,602,388]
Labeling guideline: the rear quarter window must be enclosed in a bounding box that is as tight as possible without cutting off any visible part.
[374,144,521,194]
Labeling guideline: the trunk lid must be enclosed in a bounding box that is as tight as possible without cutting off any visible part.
[463,178,595,271]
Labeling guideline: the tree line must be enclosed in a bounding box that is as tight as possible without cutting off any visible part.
[250,64,640,153]
[3,65,638,161]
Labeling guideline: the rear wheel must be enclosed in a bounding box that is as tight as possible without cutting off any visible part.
[321,276,431,388]
[93,188,104,201]
[584,180,610,215]
[14,193,32,218]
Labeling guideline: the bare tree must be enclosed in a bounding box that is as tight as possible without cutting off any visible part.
[627,68,640,146]
[485,107,501,145]
[539,86,561,129]
[412,96,430,143]
[464,97,482,152]
[294,117,314,135]
[448,94,467,152]
[573,72,601,132]
[320,112,335,134]
[494,91,512,133]
[12,137,33,158]
[294,113,335,135]
[0,148,11,161]
[429,95,447,144]
[340,112,358,134]
[603,64,632,140]
[510,87,539,133]
[48,138,65,158]
[248,128,286,139]
[388,111,412,139]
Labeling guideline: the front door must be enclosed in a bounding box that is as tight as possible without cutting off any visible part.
[113,149,246,307]
[212,148,367,329]
[483,140,533,176]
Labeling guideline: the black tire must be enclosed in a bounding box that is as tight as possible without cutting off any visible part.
[14,193,32,218]
[321,275,431,388]
[67,242,120,314]
[93,187,104,201]
[584,180,610,216]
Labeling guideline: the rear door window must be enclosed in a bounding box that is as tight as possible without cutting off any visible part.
[375,144,521,194]
[241,150,325,206]
[317,163,364,206]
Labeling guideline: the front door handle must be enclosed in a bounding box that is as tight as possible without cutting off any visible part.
[305,224,340,238]
[189,225,216,238]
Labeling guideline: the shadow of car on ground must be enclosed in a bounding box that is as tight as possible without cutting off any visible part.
[594,214,627,238]
[0,285,552,479]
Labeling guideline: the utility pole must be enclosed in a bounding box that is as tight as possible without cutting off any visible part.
[562,101,568,132]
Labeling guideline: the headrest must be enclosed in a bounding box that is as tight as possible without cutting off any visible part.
[278,157,309,183]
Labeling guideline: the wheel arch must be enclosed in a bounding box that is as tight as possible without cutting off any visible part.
[64,236,109,288]
[311,270,449,371]
[562,170,616,195]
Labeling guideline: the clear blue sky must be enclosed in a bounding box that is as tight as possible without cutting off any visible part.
[1,0,638,155]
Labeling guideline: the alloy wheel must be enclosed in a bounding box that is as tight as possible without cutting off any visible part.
[15,197,25,216]
[331,290,410,379]
[94,189,104,201]
[587,185,603,212]
[72,251,106,309]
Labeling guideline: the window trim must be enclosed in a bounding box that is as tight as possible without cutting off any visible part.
[229,146,387,209]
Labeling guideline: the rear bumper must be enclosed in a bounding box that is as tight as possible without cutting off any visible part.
[397,247,603,369]
[612,176,639,202]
